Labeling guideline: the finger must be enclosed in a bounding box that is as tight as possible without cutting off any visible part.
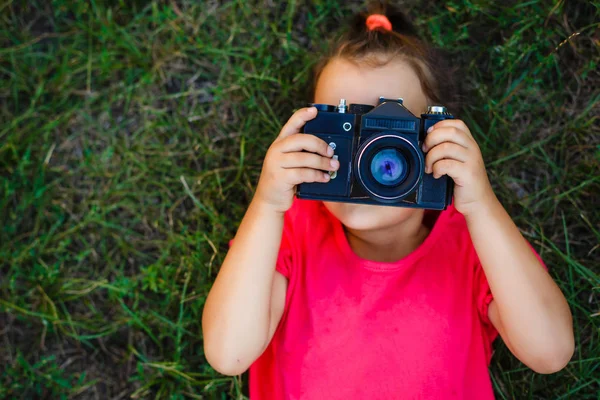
[423,126,473,152]
[431,159,463,181]
[281,152,339,172]
[284,168,331,185]
[427,119,471,136]
[279,134,333,158]
[277,107,318,139]
[425,142,469,174]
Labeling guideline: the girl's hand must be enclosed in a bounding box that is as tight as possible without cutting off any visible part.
[422,119,495,217]
[254,107,339,214]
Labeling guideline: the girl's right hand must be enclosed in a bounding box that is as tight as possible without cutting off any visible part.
[254,106,340,214]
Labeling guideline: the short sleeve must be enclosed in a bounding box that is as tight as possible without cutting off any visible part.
[473,261,498,355]
[228,201,302,280]
[474,240,547,358]
[274,215,294,278]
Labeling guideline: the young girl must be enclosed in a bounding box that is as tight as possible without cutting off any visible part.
[202,3,574,399]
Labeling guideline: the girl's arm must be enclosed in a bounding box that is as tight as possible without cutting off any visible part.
[202,200,288,376]
[202,107,337,376]
[465,196,574,373]
[423,119,574,373]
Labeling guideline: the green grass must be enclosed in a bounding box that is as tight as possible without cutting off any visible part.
[1,0,599,398]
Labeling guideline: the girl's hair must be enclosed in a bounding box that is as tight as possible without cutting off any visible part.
[311,1,462,113]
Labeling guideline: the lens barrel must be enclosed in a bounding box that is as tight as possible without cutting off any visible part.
[355,134,424,203]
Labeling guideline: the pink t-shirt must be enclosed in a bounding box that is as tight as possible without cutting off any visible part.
[248,199,544,399]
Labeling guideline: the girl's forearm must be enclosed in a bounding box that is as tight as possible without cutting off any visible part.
[202,199,284,374]
[464,195,573,372]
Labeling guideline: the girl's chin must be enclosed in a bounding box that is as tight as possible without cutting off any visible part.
[323,201,419,231]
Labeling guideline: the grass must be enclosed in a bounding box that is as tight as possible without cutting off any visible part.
[0,0,598,398]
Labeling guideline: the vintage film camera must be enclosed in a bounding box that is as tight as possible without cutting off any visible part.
[296,98,455,210]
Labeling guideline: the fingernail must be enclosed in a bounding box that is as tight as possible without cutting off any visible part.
[422,144,427,152]
[330,158,339,169]
[327,145,334,156]
[308,106,317,113]
[427,126,433,133]
[323,172,330,180]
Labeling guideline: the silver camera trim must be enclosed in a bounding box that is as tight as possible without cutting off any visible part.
[356,134,423,201]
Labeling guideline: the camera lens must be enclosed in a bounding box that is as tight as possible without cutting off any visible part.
[370,148,408,186]
[355,134,424,203]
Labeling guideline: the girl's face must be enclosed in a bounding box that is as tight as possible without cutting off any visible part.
[314,56,430,231]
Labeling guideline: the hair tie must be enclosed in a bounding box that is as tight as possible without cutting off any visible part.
[366,14,392,32]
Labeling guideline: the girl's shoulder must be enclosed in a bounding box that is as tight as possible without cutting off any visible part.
[286,197,323,218]
[429,203,471,238]
[417,203,478,265]
[283,199,332,237]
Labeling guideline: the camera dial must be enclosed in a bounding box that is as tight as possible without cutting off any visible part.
[427,105,450,115]
[308,103,336,112]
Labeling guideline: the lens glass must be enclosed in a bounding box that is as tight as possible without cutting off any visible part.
[369,148,408,186]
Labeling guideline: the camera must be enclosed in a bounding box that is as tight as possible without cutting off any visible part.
[296,97,455,210]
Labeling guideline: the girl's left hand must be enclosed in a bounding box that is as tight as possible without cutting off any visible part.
[422,119,496,217]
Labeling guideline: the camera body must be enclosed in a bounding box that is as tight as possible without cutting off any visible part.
[296,98,455,210]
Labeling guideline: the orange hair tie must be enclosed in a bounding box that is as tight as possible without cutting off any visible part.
[366,14,392,32]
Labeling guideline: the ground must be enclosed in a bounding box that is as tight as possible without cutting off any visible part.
[0,1,599,399]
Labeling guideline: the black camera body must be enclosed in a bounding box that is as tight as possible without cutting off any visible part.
[296,98,455,210]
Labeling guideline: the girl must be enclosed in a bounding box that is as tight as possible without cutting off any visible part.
[202,3,574,399]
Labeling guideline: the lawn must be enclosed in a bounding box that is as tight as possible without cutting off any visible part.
[1,0,599,398]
